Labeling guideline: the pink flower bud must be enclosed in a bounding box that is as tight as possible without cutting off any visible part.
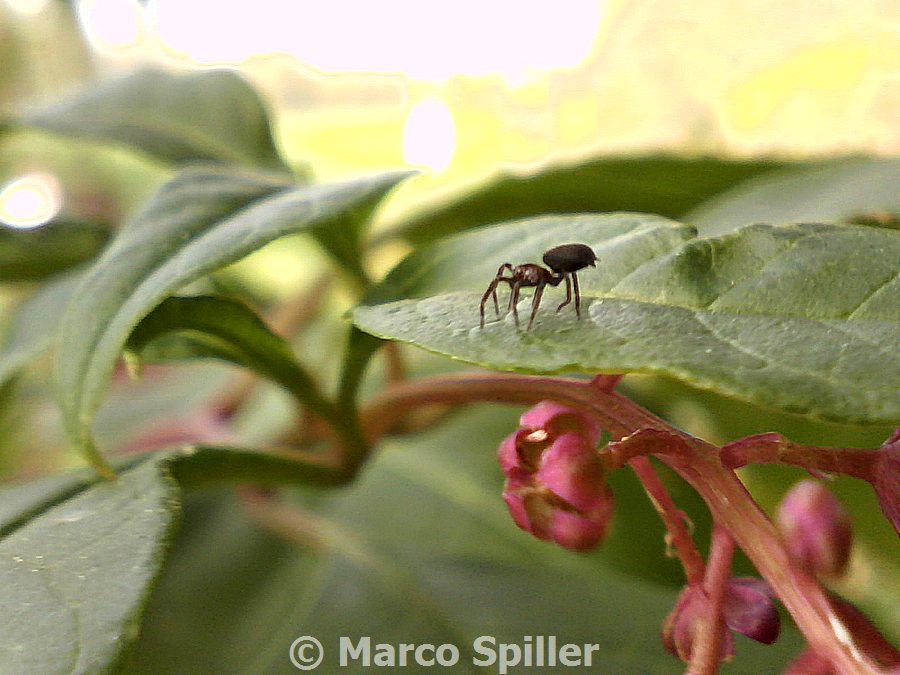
[662,578,780,663]
[499,402,613,551]
[518,400,601,446]
[777,480,853,578]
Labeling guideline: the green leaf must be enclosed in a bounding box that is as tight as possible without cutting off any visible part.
[0,458,180,675]
[18,68,288,170]
[686,157,900,236]
[0,272,76,388]
[54,165,412,469]
[0,220,110,282]
[0,444,348,675]
[390,154,801,244]
[122,408,804,674]
[354,214,900,424]
[126,295,333,420]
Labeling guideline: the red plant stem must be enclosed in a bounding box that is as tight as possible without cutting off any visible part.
[689,523,734,675]
[721,433,880,480]
[628,455,705,585]
[360,373,884,674]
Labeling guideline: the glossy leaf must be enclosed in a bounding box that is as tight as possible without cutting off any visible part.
[391,155,800,244]
[0,220,110,281]
[686,157,900,236]
[354,215,900,424]
[17,68,288,170]
[54,165,412,464]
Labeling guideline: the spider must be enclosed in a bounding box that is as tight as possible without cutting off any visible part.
[479,243,597,330]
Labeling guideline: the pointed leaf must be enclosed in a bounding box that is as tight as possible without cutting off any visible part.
[54,165,412,462]
[354,215,899,424]
[19,68,288,170]
[126,295,333,419]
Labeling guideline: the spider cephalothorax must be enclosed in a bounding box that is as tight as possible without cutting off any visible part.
[479,243,597,330]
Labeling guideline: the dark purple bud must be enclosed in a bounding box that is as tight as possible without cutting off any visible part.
[777,480,853,578]
[723,578,780,645]
[662,578,779,664]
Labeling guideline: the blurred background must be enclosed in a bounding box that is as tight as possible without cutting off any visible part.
[1,0,898,232]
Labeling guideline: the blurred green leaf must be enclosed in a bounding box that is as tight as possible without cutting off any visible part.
[14,68,288,171]
[0,443,349,675]
[0,271,76,388]
[0,220,110,281]
[391,155,802,244]
[126,295,333,419]
[54,165,412,467]
[123,407,803,675]
[0,458,179,675]
[354,215,899,424]
[686,157,900,236]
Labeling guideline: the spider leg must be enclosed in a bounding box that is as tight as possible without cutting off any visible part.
[556,274,572,312]
[527,282,546,330]
[480,277,501,328]
[573,272,582,318]
[509,282,522,327]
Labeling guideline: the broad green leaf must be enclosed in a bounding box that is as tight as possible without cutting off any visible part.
[686,157,900,236]
[17,68,288,171]
[0,220,110,281]
[0,444,348,675]
[354,215,900,424]
[125,295,334,420]
[0,271,76,388]
[390,154,800,244]
[55,165,412,467]
[0,458,179,675]
[123,407,804,674]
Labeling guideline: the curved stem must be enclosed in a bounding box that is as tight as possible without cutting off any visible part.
[359,372,883,674]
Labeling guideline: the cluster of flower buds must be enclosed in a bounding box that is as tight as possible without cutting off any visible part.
[662,577,781,662]
[776,479,853,578]
[498,401,614,551]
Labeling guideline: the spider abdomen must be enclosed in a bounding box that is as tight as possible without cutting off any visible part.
[542,243,597,274]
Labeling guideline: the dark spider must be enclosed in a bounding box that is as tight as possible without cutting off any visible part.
[479,243,597,330]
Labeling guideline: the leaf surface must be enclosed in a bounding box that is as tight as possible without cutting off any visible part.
[0,458,179,675]
[0,272,76,387]
[354,214,900,423]
[0,220,110,282]
[54,166,411,461]
[18,68,287,170]
[391,155,801,244]
[686,157,900,236]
